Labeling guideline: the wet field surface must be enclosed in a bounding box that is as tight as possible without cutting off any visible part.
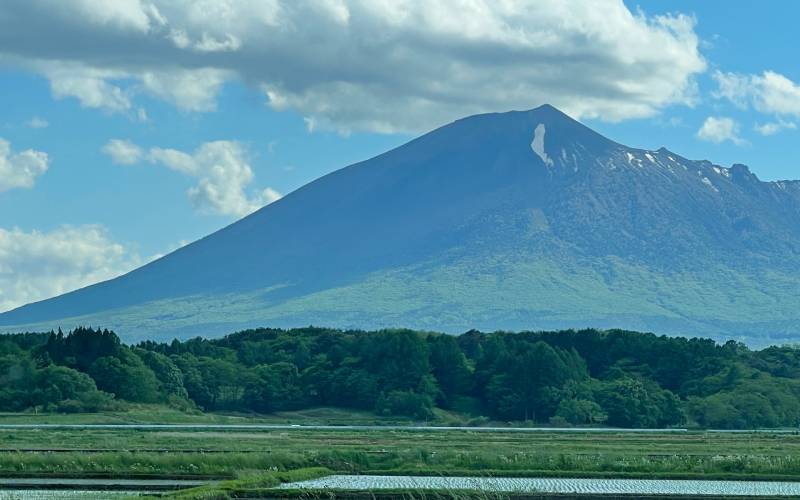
[0,491,145,499]
[280,474,800,497]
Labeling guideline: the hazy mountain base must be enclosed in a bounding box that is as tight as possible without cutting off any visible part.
[6,250,798,345]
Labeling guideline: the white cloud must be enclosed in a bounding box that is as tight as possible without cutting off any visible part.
[41,63,228,115]
[26,117,49,128]
[139,68,230,112]
[104,139,281,217]
[146,238,189,262]
[0,0,706,133]
[66,0,161,33]
[754,120,796,136]
[102,139,144,165]
[696,116,746,146]
[0,138,49,192]
[260,187,282,205]
[756,72,800,116]
[158,141,282,216]
[712,71,751,109]
[0,225,140,312]
[193,33,242,53]
[46,65,132,113]
[146,146,196,174]
[168,30,242,53]
[303,117,317,134]
[713,70,800,117]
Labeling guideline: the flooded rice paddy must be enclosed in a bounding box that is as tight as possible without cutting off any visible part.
[280,474,800,496]
[0,477,209,499]
[0,491,144,499]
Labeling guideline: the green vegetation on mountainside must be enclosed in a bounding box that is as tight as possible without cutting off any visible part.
[9,252,797,344]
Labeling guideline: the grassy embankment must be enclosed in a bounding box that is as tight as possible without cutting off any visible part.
[0,405,436,426]
[153,467,332,499]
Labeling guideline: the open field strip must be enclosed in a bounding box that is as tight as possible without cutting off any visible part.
[0,424,692,432]
[1,422,800,481]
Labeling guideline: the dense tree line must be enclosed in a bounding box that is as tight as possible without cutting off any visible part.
[2,326,800,428]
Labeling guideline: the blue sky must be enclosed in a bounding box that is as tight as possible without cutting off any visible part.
[589,1,800,176]
[0,0,798,311]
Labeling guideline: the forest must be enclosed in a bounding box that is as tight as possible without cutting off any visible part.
[2,326,800,429]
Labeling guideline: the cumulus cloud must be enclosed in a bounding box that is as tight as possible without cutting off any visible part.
[260,187,282,205]
[0,0,706,133]
[714,70,800,118]
[46,65,133,112]
[0,138,49,192]
[0,225,140,312]
[102,139,143,165]
[754,120,797,136]
[26,117,49,128]
[139,68,230,112]
[696,116,746,146]
[103,139,281,217]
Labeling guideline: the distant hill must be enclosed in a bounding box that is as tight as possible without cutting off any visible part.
[3,105,800,344]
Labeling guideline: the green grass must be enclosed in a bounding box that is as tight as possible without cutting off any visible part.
[0,405,455,426]
[151,467,332,499]
[2,412,800,481]
[0,404,786,499]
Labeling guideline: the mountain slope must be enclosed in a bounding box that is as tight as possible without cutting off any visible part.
[3,105,800,344]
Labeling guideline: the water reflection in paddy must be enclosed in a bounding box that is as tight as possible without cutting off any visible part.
[281,475,800,497]
[0,491,145,499]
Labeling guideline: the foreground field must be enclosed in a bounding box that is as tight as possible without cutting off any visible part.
[2,412,800,483]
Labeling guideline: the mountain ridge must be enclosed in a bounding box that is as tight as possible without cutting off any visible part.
[3,105,799,344]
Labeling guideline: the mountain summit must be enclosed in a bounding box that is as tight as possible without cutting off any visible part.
[3,105,800,344]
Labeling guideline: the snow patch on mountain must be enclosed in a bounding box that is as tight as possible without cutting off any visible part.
[531,124,553,167]
[701,176,719,192]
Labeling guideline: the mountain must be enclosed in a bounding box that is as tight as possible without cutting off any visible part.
[3,105,800,344]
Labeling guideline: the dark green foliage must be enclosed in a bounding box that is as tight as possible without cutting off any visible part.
[135,348,190,400]
[555,398,607,425]
[0,347,37,411]
[243,362,306,412]
[685,362,800,429]
[0,327,175,412]
[3,326,800,428]
[594,377,684,428]
[376,390,435,419]
[362,329,432,391]
[483,341,587,421]
[88,351,160,403]
[428,335,472,407]
[46,327,122,371]
[172,354,244,410]
[325,366,380,410]
[35,365,115,412]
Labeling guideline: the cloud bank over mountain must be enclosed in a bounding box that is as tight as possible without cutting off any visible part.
[0,0,705,132]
